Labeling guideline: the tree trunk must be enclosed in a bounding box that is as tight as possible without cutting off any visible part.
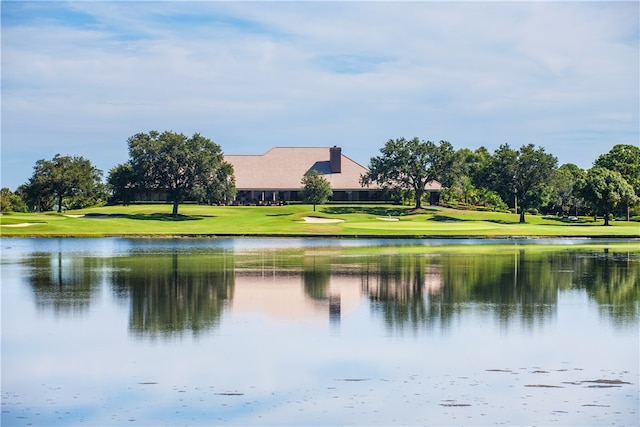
[57,194,63,213]
[172,200,179,218]
[519,210,526,223]
[313,204,316,212]
[603,211,610,226]
[414,189,423,210]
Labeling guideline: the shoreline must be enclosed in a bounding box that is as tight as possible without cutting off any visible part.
[2,233,639,240]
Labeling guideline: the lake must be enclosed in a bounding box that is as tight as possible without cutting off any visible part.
[1,237,638,426]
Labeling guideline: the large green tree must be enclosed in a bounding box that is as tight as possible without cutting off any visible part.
[514,144,558,223]
[486,144,557,223]
[577,167,636,226]
[546,163,585,216]
[110,131,235,217]
[22,154,104,212]
[0,188,28,213]
[594,144,640,193]
[193,161,236,206]
[361,138,454,209]
[107,163,137,205]
[593,144,640,220]
[486,144,519,209]
[300,169,333,212]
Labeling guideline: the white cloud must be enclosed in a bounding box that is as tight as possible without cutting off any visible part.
[1,1,638,190]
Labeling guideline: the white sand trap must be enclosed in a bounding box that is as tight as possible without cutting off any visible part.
[64,214,85,218]
[377,217,400,221]
[303,216,344,224]
[0,223,42,227]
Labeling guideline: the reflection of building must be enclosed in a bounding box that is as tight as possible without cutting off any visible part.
[230,270,362,324]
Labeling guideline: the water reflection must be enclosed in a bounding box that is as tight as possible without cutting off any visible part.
[25,252,103,315]
[7,240,638,427]
[110,252,235,339]
[362,255,441,333]
[20,244,639,337]
[579,250,639,324]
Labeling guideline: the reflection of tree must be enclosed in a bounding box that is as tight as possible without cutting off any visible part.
[25,252,103,315]
[362,255,436,333]
[303,257,331,300]
[110,252,235,339]
[439,251,559,327]
[363,249,639,332]
[578,250,639,325]
[303,256,341,326]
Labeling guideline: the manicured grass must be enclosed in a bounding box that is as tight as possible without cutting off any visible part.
[1,204,639,238]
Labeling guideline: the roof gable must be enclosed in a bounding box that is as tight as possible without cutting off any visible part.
[225,147,374,191]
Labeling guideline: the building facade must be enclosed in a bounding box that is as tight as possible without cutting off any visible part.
[224,146,441,205]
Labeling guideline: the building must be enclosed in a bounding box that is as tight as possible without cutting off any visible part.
[225,146,375,204]
[224,146,441,205]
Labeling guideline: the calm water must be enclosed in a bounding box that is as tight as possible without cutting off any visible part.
[1,238,638,426]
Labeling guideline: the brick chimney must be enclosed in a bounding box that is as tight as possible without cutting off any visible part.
[330,146,341,173]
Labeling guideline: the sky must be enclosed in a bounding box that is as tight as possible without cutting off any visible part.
[2,1,639,191]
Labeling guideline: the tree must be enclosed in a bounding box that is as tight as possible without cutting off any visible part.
[111,131,235,217]
[442,175,477,206]
[594,144,640,221]
[361,138,454,209]
[468,146,493,189]
[22,154,103,212]
[17,181,54,212]
[300,170,333,212]
[514,144,558,223]
[193,161,236,206]
[485,144,557,223]
[546,164,585,216]
[577,167,636,226]
[486,144,518,209]
[107,163,137,205]
[478,188,508,212]
[594,144,640,192]
[0,188,28,213]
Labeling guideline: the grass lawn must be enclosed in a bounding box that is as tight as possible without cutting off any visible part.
[1,204,639,238]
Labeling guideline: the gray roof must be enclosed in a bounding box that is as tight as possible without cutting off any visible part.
[225,147,374,191]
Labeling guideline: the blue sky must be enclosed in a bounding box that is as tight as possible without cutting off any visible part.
[2,1,638,191]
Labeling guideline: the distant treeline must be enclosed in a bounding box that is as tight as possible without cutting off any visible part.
[1,131,638,225]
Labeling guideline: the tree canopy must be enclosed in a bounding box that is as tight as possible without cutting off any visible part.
[21,154,104,212]
[0,188,28,213]
[109,131,235,217]
[300,169,333,212]
[361,138,454,209]
[484,144,557,223]
[593,144,640,221]
[547,163,585,216]
[577,167,636,226]
[7,130,639,226]
[594,144,640,196]
[513,144,558,223]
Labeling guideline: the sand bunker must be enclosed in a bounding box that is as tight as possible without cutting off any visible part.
[303,217,344,224]
[0,223,42,227]
[377,217,399,221]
